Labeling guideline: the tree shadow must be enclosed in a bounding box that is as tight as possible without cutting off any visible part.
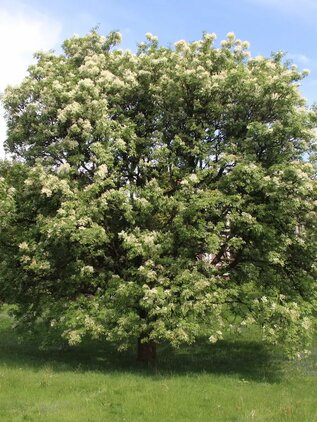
[0,316,286,383]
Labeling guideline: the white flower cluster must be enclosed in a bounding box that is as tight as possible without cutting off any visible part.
[174,40,190,52]
[58,102,82,123]
[203,32,217,43]
[145,32,158,43]
[79,54,102,76]
[80,265,94,275]
[40,174,72,197]
[84,315,103,336]
[41,186,53,197]
[19,241,29,251]
[79,78,95,89]
[65,330,81,346]
[95,164,108,179]
[57,163,71,175]
[301,317,311,330]
[209,330,223,344]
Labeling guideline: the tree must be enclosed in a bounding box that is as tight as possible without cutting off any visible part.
[1,30,317,361]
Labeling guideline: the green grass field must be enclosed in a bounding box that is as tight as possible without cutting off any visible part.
[0,312,316,422]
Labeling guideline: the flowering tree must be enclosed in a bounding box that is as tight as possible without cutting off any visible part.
[1,31,317,360]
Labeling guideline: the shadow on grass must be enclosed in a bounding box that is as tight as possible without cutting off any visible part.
[0,316,284,383]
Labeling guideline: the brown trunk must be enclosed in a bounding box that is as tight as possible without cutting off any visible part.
[137,338,156,362]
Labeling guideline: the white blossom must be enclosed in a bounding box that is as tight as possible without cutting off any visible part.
[81,265,94,275]
[209,335,218,344]
[41,186,52,197]
[19,241,29,251]
[66,330,81,346]
[57,163,71,174]
[96,164,108,179]
[145,32,158,43]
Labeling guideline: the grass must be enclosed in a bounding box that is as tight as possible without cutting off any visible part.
[0,313,316,421]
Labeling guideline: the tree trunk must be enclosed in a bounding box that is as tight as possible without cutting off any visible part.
[137,338,156,362]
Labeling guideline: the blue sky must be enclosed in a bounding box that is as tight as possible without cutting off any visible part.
[1,0,317,157]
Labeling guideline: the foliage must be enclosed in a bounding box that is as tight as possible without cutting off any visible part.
[1,30,317,356]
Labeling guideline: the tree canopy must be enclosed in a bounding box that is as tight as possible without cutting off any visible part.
[1,30,317,359]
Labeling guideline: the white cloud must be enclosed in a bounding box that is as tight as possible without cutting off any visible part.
[0,5,62,158]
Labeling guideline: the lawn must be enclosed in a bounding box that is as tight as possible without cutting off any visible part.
[0,312,316,422]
